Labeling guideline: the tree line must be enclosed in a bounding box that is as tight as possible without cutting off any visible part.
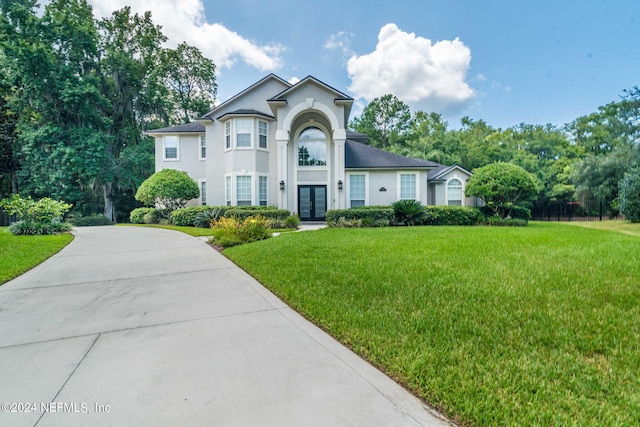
[351,91,640,219]
[0,0,216,221]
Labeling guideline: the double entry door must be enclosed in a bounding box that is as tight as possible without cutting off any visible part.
[298,185,326,221]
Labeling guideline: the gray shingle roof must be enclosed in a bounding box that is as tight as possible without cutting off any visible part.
[146,122,205,134]
[345,140,441,169]
[216,109,275,120]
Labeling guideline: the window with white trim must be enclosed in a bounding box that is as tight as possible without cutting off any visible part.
[447,179,463,206]
[225,175,231,206]
[163,136,179,160]
[199,135,206,159]
[236,175,252,206]
[258,121,268,149]
[349,174,366,207]
[225,121,231,150]
[399,173,417,200]
[235,118,252,148]
[298,127,327,166]
[258,176,268,206]
[200,180,207,205]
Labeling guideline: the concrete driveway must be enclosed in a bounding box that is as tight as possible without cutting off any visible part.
[0,226,451,426]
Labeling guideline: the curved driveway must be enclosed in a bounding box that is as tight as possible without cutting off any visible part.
[0,226,450,426]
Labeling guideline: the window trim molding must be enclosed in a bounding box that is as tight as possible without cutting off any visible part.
[257,120,269,152]
[397,171,420,201]
[258,174,269,206]
[347,172,369,208]
[198,135,206,160]
[162,135,180,161]
[198,179,207,205]
[446,176,465,206]
[295,124,329,169]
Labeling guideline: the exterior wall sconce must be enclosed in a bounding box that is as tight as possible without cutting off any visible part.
[337,180,343,190]
[279,180,285,190]
[379,187,387,192]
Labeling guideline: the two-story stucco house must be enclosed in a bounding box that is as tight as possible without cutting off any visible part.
[148,74,475,221]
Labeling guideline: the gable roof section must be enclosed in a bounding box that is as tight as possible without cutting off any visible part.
[268,75,353,102]
[345,140,440,169]
[199,73,291,120]
[427,164,473,181]
[216,109,275,121]
[146,122,205,134]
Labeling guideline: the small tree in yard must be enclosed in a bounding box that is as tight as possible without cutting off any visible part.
[466,162,541,218]
[135,169,199,216]
[618,166,640,222]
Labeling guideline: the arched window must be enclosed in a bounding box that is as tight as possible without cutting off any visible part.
[447,179,463,206]
[298,127,327,166]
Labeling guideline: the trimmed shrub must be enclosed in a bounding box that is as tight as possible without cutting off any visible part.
[509,206,532,220]
[170,206,214,226]
[67,215,114,227]
[130,207,156,224]
[423,206,484,226]
[487,216,528,226]
[326,207,394,227]
[143,209,164,224]
[392,200,426,226]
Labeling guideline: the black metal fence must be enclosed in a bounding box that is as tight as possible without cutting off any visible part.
[532,199,623,222]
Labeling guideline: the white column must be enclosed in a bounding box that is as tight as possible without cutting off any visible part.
[276,130,289,210]
[334,129,346,210]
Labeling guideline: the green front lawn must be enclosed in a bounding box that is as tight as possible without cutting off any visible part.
[0,227,74,285]
[224,222,640,426]
[117,223,214,237]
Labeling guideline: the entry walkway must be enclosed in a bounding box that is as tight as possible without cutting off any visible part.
[0,226,451,426]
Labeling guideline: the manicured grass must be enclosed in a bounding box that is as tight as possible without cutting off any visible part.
[118,223,297,237]
[0,227,74,285]
[224,222,640,426]
[117,223,214,237]
[565,219,640,237]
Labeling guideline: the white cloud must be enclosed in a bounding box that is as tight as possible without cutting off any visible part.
[324,31,354,58]
[347,23,476,114]
[288,76,301,85]
[88,0,283,71]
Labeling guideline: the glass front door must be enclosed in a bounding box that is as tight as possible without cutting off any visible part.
[298,185,326,221]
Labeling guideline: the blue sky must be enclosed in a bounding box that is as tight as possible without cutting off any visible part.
[89,0,640,129]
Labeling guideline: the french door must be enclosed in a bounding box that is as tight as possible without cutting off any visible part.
[298,185,326,221]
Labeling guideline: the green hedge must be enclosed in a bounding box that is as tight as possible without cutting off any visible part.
[169,205,292,226]
[326,207,394,227]
[225,208,291,221]
[423,206,483,226]
[170,206,217,226]
[130,207,157,224]
[67,215,114,227]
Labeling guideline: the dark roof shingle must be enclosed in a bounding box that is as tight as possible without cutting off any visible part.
[146,122,205,134]
[345,140,440,169]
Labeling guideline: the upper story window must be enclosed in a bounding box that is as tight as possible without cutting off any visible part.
[447,178,463,206]
[258,121,268,149]
[298,126,327,167]
[199,135,206,159]
[235,118,252,148]
[163,136,179,160]
[225,121,231,150]
[223,118,269,150]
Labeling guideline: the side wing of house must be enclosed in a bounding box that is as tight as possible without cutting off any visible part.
[427,165,479,207]
[147,122,207,206]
